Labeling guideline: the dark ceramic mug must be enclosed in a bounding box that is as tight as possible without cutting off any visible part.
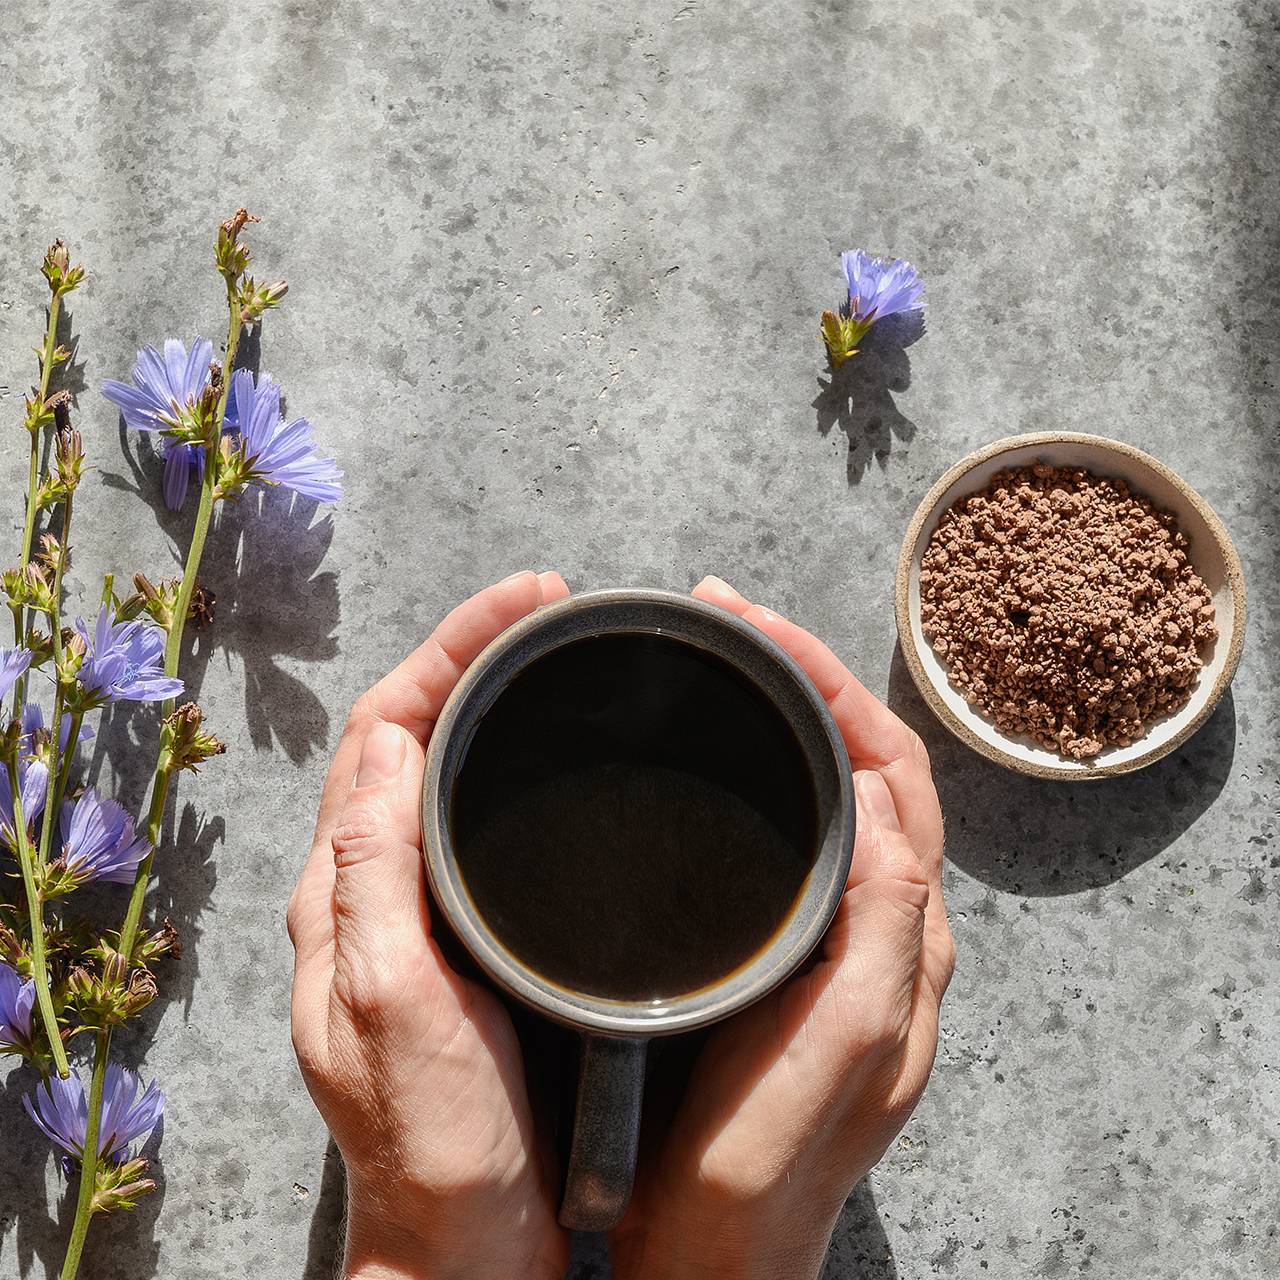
[420,588,855,1231]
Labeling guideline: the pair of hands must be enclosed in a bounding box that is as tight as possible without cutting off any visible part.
[287,571,955,1280]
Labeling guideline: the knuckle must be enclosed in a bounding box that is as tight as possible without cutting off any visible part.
[285,895,301,947]
[290,1004,327,1082]
[694,1148,780,1209]
[342,700,372,744]
[881,1074,927,1130]
[290,1020,318,1076]
[939,930,959,992]
[861,1003,913,1063]
[330,815,386,868]
[904,726,931,769]
[332,963,398,1034]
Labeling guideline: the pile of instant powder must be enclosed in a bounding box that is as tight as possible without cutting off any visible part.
[919,463,1217,760]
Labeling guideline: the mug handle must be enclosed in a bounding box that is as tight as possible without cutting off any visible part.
[558,1034,649,1231]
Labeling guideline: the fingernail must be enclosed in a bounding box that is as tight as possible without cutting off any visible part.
[499,569,533,586]
[854,770,902,833]
[355,722,405,788]
[696,574,741,597]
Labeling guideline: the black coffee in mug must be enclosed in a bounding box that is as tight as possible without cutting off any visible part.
[450,632,819,1002]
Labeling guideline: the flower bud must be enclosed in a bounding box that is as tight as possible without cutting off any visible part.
[41,240,85,296]
[133,920,182,967]
[54,426,84,491]
[213,434,250,501]
[57,631,85,686]
[2,567,26,609]
[64,951,146,1028]
[93,1157,157,1214]
[0,920,23,966]
[215,208,259,284]
[239,275,290,324]
[38,534,69,579]
[21,564,54,615]
[121,969,158,1016]
[23,393,54,436]
[820,309,871,369]
[0,719,22,765]
[161,703,226,775]
[131,573,181,629]
[46,240,70,275]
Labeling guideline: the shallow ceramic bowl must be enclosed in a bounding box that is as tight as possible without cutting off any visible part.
[895,432,1246,780]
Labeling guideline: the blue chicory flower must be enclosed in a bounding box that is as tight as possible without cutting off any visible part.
[59,789,150,885]
[0,755,47,852]
[102,339,215,511]
[24,1062,165,1163]
[0,702,63,852]
[0,961,35,1051]
[225,369,343,503]
[841,249,925,323]
[75,606,183,706]
[0,703,97,851]
[21,701,94,755]
[0,646,34,704]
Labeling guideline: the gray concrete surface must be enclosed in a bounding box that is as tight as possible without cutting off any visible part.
[2,1,1278,1276]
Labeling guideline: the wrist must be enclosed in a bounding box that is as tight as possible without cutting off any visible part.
[342,1186,563,1280]
[613,1197,841,1280]
[342,1206,435,1280]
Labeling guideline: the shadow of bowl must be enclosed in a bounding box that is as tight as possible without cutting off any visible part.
[889,644,1237,895]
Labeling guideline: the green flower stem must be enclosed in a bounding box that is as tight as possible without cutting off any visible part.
[37,701,83,872]
[51,491,73,668]
[35,687,64,870]
[161,456,216,690]
[61,284,237,1280]
[117,759,174,966]
[6,757,69,1077]
[35,494,77,871]
[58,1027,109,1280]
[13,290,63,711]
[14,439,38,657]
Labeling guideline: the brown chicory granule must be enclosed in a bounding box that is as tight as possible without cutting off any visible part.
[919,462,1217,760]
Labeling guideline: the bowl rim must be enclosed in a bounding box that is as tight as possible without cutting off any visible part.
[894,431,1247,780]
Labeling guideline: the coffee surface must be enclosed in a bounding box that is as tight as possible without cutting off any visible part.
[451,632,818,1001]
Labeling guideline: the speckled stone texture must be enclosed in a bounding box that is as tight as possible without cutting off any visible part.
[1,1,1277,1276]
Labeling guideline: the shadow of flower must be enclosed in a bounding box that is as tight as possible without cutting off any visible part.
[814,310,925,484]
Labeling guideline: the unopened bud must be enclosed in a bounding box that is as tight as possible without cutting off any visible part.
[134,919,182,967]
[37,534,68,578]
[54,426,84,490]
[239,275,290,324]
[121,968,158,1018]
[21,564,54,614]
[46,240,70,275]
[162,703,226,775]
[41,240,85,296]
[215,208,259,283]
[131,573,180,629]
[93,1157,156,1214]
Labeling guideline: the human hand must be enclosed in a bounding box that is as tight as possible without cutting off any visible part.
[287,570,572,1280]
[610,575,956,1280]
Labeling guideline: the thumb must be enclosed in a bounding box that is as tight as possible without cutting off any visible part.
[330,721,430,984]
[816,771,929,1061]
